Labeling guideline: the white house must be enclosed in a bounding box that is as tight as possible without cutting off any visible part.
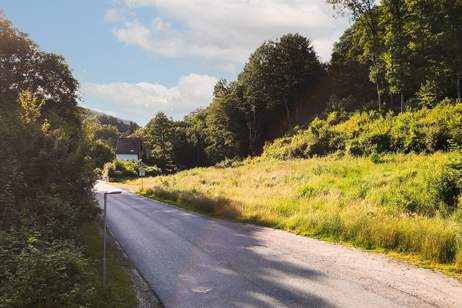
[115,138,142,161]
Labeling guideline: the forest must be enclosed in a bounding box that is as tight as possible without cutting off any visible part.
[116,0,462,175]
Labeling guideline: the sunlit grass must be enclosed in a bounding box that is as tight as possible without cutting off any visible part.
[122,152,462,278]
[80,222,137,307]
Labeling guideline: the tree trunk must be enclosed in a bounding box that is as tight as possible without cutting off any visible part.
[248,105,257,155]
[457,76,461,101]
[283,98,292,131]
[376,82,382,110]
[400,93,404,113]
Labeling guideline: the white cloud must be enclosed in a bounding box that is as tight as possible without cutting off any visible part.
[110,0,350,71]
[80,74,218,123]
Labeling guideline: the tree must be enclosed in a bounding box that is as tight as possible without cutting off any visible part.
[184,109,208,166]
[143,112,177,172]
[439,0,462,100]
[92,124,119,148]
[328,0,385,109]
[91,140,115,169]
[328,25,376,109]
[0,13,94,213]
[382,0,411,111]
[238,34,323,153]
[272,34,323,129]
[0,12,78,114]
[204,85,247,163]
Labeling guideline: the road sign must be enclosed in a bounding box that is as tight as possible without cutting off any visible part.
[139,165,145,177]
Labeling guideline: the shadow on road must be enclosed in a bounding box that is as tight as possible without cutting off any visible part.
[110,189,335,307]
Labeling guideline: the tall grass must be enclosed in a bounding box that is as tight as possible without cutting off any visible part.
[125,153,462,274]
[80,223,138,307]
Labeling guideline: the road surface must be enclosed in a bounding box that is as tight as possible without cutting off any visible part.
[95,181,462,308]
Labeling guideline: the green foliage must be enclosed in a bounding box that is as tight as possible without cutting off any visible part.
[0,14,134,307]
[131,153,462,269]
[145,165,162,177]
[427,165,462,214]
[263,101,462,159]
[143,112,194,173]
[103,160,140,181]
[140,34,324,169]
[79,223,137,307]
[91,140,115,169]
[0,231,95,307]
[328,0,462,109]
[417,80,439,108]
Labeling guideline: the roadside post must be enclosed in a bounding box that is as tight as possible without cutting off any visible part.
[139,164,146,191]
[102,190,122,288]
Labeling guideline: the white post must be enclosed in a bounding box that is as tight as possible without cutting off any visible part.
[103,193,107,288]
[101,190,121,288]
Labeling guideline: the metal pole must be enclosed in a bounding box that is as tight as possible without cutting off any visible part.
[103,193,107,288]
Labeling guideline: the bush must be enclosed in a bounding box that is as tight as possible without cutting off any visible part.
[0,230,95,307]
[417,80,440,108]
[145,165,162,177]
[263,100,462,159]
[103,160,139,181]
[103,160,163,180]
[428,166,462,213]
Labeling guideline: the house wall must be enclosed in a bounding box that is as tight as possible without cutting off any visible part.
[116,154,139,161]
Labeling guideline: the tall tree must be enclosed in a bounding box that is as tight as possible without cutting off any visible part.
[143,112,177,172]
[328,0,385,109]
[328,25,376,109]
[382,0,410,111]
[439,0,462,100]
[0,12,94,218]
[239,34,322,152]
[184,109,208,167]
[205,82,247,163]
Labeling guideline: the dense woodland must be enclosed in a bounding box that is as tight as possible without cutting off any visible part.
[122,0,462,174]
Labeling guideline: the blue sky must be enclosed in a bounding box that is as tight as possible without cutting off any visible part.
[2,0,349,125]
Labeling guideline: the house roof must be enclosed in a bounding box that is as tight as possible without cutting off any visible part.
[115,137,142,155]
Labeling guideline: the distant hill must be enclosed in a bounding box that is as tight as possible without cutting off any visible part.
[79,107,140,133]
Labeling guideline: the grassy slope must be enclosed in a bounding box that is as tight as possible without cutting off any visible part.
[123,153,462,278]
[80,223,137,307]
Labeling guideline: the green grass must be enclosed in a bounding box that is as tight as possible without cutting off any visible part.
[122,152,462,279]
[80,222,137,308]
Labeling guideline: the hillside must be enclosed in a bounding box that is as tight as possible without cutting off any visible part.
[119,101,462,276]
[79,107,139,134]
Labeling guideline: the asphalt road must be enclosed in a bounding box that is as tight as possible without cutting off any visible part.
[95,181,462,308]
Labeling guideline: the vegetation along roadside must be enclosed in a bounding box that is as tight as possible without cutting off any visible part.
[0,14,137,307]
[120,137,462,279]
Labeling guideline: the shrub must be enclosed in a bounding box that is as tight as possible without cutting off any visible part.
[427,166,462,214]
[145,165,162,177]
[103,160,139,181]
[417,80,439,108]
[0,230,95,307]
[263,100,462,159]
